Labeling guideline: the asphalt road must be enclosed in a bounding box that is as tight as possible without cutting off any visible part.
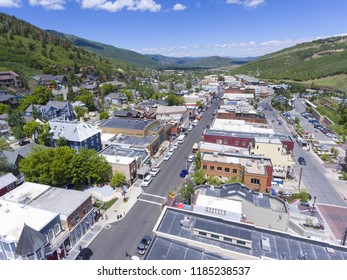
[89,100,219,260]
[260,97,346,207]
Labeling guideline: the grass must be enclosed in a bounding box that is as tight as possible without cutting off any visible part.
[95,198,118,210]
[305,74,347,92]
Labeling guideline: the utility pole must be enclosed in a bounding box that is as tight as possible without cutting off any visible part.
[298,167,303,191]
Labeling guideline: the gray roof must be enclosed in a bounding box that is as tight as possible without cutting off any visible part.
[114,110,140,117]
[0,173,17,188]
[25,101,70,114]
[100,144,149,162]
[2,144,47,166]
[105,92,126,99]
[101,118,154,131]
[0,93,16,102]
[15,224,47,256]
[49,120,100,142]
[28,187,91,217]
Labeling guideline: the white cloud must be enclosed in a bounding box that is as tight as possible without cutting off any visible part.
[29,0,66,10]
[173,3,186,11]
[80,0,161,12]
[226,0,265,9]
[0,0,21,7]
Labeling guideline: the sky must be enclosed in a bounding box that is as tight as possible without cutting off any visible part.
[1,0,347,58]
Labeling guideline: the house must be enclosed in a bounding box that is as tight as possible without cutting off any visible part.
[0,182,95,259]
[71,100,87,109]
[0,71,22,88]
[0,173,17,197]
[216,108,267,123]
[27,75,68,90]
[114,109,141,118]
[49,120,102,152]
[0,120,11,138]
[104,92,128,106]
[25,101,75,121]
[0,90,19,108]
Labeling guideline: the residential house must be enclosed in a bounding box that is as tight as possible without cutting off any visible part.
[27,75,68,90]
[0,173,17,197]
[0,71,22,88]
[0,120,11,138]
[25,101,75,121]
[114,110,141,118]
[155,105,190,135]
[104,92,128,106]
[49,120,102,152]
[1,182,95,259]
[0,90,18,108]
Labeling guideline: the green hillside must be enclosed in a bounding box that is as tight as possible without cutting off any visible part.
[0,13,122,83]
[232,36,347,84]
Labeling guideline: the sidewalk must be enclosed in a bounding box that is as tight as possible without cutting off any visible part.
[66,180,144,260]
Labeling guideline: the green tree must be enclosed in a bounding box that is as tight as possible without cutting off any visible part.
[74,106,88,119]
[23,120,39,138]
[0,137,13,151]
[55,136,68,147]
[6,108,24,128]
[110,171,126,188]
[192,169,206,185]
[294,117,300,125]
[207,175,223,186]
[196,101,205,110]
[99,111,109,120]
[331,147,339,158]
[0,153,11,176]
[74,90,95,111]
[37,123,51,146]
[166,94,184,106]
[186,80,192,89]
[194,151,201,170]
[12,126,25,139]
[179,181,195,204]
[0,104,8,115]
[50,146,76,186]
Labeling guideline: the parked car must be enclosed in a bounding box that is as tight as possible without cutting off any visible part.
[163,153,172,161]
[300,201,310,207]
[19,139,30,146]
[187,154,194,162]
[150,166,160,176]
[169,146,175,153]
[174,142,179,150]
[180,169,188,178]
[141,175,152,187]
[298,156,306,165]
[137,235,151,255]
[75,248,93,260]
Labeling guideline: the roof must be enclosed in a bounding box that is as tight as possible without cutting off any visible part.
[0,173,17,188]
[0,93,16,102]
[101,118,154,131]
[114,110,140,117]
[49,120,100,142]
[156,104,187,114]
[100,144,149,163]
[15,223,47,256]
[2,143,46,165]
[5,182,92,218]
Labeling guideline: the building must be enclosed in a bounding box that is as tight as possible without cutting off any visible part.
[0,120,11,138]
[0,91,18,108]
[200,152,273,192]
[49,120,102,151]
[0,71,21,88]
[1,182,95,259]
[25,101,75,121]
[0,173,17,197]
[216,108,266,123]
[104,92,128,106]
[27,75,68,90]
[114,110,141,118]
[100,144,149,184]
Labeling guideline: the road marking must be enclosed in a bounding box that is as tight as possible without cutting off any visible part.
[141,193,166,200]
[137,199,163,206]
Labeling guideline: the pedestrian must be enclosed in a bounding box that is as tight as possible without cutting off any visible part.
[123,211,126,216]
[105,214,108,220]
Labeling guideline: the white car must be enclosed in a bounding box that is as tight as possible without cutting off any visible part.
[187,154,194,162]
[173,142,179,150]
[169,146,175,153]
[141,175,152,187]
[150,166,160,176]
[163,153,172,161]
[188,126,193,131]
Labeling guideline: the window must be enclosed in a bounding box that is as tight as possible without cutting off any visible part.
[236,240,246,246]
[217,166,222,172]
[76,214,80,223]
[48,229,54,241]
[211,234,219,239]
[223,139,227,144]
[242,141,246,146]
[54,224,61,235]
[210,166,214,171]
[256,146,259,149]
[36,249,43,260]
[278,147,281,151]
[198,231,207,236]
[224,237,233,243]
[251,178,260,185]
[82,208,86,215]
[203,165,207,170]
[235,140,239,145]
[233,169,237,174]
[225,167,230,173]
[217,139,222,144]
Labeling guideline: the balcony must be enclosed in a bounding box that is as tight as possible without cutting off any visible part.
[44,230,70,254]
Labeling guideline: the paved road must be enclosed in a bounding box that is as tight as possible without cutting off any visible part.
[89,100,219,260]
[260,97,346,207]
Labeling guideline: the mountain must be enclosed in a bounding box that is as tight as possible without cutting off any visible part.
[0,13,122,82]
[231,35,347,83]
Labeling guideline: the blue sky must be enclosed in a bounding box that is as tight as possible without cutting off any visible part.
[1,0,347,57]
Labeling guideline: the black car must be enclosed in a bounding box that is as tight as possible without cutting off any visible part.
[75,248,93,260]
[136,235,151,255]
[298,156,306,165]
[19,139,30,146]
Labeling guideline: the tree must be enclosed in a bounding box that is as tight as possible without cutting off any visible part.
[74,90,95,111]
[12,126,25,139]
[6,108,24,128]
[196,101,205,110]
[23,120,39,138]
[294,117,300,125]
[74,106,88,119]
[0,137,13,151]
[166,94,184,106]
[99,111,109,120]
[192,169,206,185]
[110,171,126,188]
[207,175,223,186]
[37,123,51,146]
[121,89,133,102]
[0,104,8,115]
[194,151,201,169]
[179,181,195,204]
[0,153,10,176]
[186,80,192,89]
[331,147,339,159]
[56,136,68,147]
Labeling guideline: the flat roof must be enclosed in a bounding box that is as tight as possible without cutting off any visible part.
[255,136,282,145]
[212,120,273,134]
[0,200,58,243]
[3,182,91,218]
[199,141,250,155]
[110,135,157,148]
[100,144,149,163]
[153,207,347,260]
[101,118,154,130]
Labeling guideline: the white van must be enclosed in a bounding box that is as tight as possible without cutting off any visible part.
[177,134,185,144]
[141,175,152,187]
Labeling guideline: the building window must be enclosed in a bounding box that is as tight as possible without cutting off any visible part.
[198,231,207,236]
[36,249,43,260]
[242,141,246,146]
[251,178,260,185]
[236,240,246,246]
[76,214,80,223]
[48,229,54,242]
[233,169,237,174]
[278,147,281,151]
[210,166,214,171]
[225,167,230,173]
[217,166,222,172]
[223,139,227,144]
[54,224,61,235]
[256,146,259,149]
[211,234,219,239]
[203,165,207,170]
[235,140,239,145]
[224,237,233,243]
[82,208,86,215]
[217,139,222,144]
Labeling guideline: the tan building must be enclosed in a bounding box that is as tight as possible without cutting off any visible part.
[250,136,295,178]
[200,152,273,192]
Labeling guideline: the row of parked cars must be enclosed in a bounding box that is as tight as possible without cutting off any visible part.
[301,112,339,141]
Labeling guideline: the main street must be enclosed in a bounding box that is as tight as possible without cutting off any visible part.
[89,99,219,259]
[260,97,346,207]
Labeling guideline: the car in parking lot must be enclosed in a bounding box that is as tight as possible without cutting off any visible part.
[75,248,93,260]
[141,175,153,187]
[298,156,306,165]
[163,152,172,161]
[169,146,175,153]
[173,142,179,150]
[137,235,151,255]
[300,201,310,207]
[187,154,194,162]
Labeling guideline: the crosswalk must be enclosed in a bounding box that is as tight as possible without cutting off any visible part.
[137,193,167,206]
